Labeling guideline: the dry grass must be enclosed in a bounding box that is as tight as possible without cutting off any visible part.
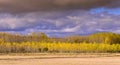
[0,53,120,65]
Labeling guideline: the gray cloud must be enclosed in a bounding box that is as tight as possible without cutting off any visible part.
[0,10,120,36]
[0,0,119,13]
[0,0,120,36]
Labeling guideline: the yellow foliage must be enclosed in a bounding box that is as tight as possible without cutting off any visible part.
[0,42,119,53]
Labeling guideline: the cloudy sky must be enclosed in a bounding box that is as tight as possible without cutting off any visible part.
[0,0,120,37]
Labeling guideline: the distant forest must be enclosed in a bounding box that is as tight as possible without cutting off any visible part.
[0,32,120,44]
[0,32,120,53]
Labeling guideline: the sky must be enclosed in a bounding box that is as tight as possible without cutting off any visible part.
[0,0,120,37]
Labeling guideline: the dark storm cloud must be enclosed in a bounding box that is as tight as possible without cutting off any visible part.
[0,0,119,13]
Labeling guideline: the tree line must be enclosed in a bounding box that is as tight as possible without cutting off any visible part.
[0,32,120,44]
[0,32,119,53]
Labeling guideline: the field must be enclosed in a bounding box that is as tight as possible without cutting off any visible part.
[0,53,120,65]
[0,33,120,65]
